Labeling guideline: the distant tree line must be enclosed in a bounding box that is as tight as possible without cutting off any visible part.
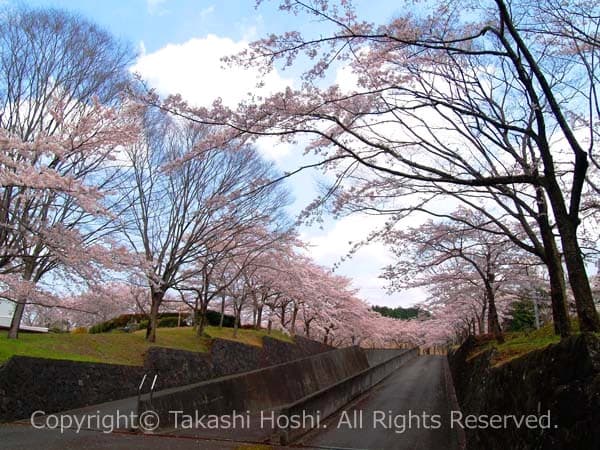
[371,306,427,320]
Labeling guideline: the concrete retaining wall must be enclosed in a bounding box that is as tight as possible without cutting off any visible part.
[276,348,418,444]
[145,336,333,390]
[139,346,371,427]
[262,336,332,366]
[363,348,408,367]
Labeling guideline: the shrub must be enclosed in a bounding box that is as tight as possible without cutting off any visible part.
[158,317,179,328]
[506,299,537,332]
[71,327,88,334]
[89,321,113,334]
[205,310,235,328]
[89,312,187,333]
[87,311,253,333]
[89,314,140,334]
[158,316,180,328]
[49,326,67,333]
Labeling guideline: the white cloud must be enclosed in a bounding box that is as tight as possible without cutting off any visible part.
[200,6,215,19]
[255,136,293,163]
[239,15,263,41]
[146,0,169,15]
[132,34,293,109]
[132,34,427,308]
[138,40,147,57]
[300,214,426,307]
[334,62,360,92]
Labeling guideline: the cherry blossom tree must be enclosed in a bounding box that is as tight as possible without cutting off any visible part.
[117,109,290,342]
[176,225,295,336]
[153,0,600,332]
[217,237,302,336]
[205,236,391,346]
[0,6,137,338]
[382,210,539,342]
[24,281,150,329]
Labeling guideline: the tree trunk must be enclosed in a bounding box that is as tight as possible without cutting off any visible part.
[533,295,540,330]
[255,305,263,330]
[559,222,600,332]
[545,179,600,332]
[7,300,25,340]
[485,278,504,343]
[219,295,225,328]
[146,290,164,343]
[544,248,572,338]
[233,305,241,338]
[192,294,200,329]
[7,265,34,340]
[192,308,199,329]
[280,305,286,328]
[196,301,208,337]
[290,304,298,336]
[323,328,330,345]
[536,189,571,337]
[475,309,484,335]
[481,296,488,334]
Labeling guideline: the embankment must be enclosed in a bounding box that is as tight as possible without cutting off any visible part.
[0,335,331,422]
[448,333,600,450]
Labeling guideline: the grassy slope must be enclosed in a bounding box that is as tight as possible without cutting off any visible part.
[0,326,292,366]
[472,321,587,366]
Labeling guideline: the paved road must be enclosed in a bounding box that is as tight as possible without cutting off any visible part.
[301,356,461,450]
[0,424,256,450]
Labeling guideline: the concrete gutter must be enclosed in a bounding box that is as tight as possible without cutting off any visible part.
[274,347,418,445]
[441,356,467,450]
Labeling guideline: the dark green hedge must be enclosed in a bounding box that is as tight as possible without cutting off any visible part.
[157,316,180,328]
[204,310,235,327]
[89,310,236,333]
[89,313,183,334]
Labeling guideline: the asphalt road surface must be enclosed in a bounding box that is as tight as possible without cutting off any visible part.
[301,355,461,450]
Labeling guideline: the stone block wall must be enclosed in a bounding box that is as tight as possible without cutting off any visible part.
[448,333,600,450]
[0,356,144,422]
[0,334,333,422]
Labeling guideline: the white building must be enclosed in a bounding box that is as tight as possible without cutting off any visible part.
[0,298,14,328]
[0,299,48,332]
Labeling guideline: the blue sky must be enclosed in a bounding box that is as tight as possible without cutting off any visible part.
[18,0,404,53]
[12,0,423,307]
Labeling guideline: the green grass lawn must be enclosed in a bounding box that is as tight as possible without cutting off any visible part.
[0,326,292,366]
[206,326,293,346]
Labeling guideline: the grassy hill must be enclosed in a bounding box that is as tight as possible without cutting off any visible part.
[0,326,292,366]
[467,321,591,366]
